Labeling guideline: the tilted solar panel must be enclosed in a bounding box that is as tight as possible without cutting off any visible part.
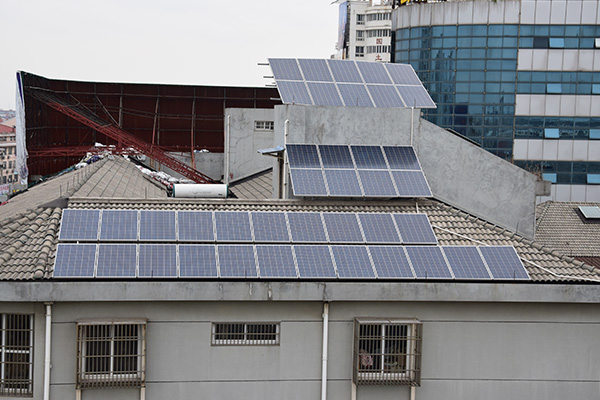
[287,213,328,243]
[367,85,405,108]
[178,211,214,242]
[138,244,177,277]
[100,210,138,241]
[383,146,420,170]
[251,212,290,242]
[214,211,253,242]
[393,214,437,244]
[384,64,422,85]
[323,213,364,243]
[54,243,97,278]
[327,59,363,83]
[139,210,176,241]
[289,168,328,196]
[479,246,529,280]
[294,245,336,278]
[337,83,374,107]
[276,80,312,105]
[358,213,401,243]
[59,209,100,241]
[319,145,354,168]
[324,169,363,196]
[443,246,491,279]
[331,246,375,278]
[269,58,303,81]
[96,244,137,277]
[256,245,297,278]
[391,170,432,197]
[298,58,333,82]
[369,246,414,278]
[179,244,218,278]
[396,85,436,108]
[405,246,452,279]
[307,82,343,106]
[356,61,393,84]
[357,170,397,197]
[287,144,321,168]
[217,245,258,278]
[351,145,387,169]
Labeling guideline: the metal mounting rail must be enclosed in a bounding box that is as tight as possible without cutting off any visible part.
[27,88,216,184]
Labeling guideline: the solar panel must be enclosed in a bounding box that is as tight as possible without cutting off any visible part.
[405,246,452,279]
[324,169,363,196]
[391,171,432,197]
[357,170,397,197]
[369,246,414,278]
[579,206,600,219]
[299,59,333,82]
[178,211,214,242]
[289,169,328,196]
[396,85,436,108]
[276,80,312,105]
[327,59,363,83]
[139,210,176,241]
[383,146,420,170]
[356,61,393,84]
[294,245,336,278]
[100,210,138,241]
[367,85,405,108]
[96,244,137,277]
[443,246,491,279]
[323,213,364,243]
[351,145,387,169]
[214,211,253,242]
[358,213,401,243]
[337,84,374,107]
[217,245,258,278]
[393,214,437,244]
[251,212,290,242]
[138,244,177,277]
[479,246,529,280]
[59,209,100,241]
[319,145,354,168]
[287,144,321,168]
[307,82,343,106]
[53,243,97,278]
[269,58,303,81]
[256,245,297,278]
[287,213,328,243]
[331,246,375,278]
[384,64,422,85]
[179,244,218,278]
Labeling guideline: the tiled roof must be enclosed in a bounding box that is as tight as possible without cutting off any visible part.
[229,169,273,200]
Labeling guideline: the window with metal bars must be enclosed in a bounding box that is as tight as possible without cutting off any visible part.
[353,318,422,386]
[212,323,279,346]
[0,314,33,396]
[254,121,274,131]
[77,321,146,389]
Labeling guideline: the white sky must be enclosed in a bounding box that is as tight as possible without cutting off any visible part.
[2,0,340,110]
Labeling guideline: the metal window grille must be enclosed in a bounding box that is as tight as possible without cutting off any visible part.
[0,314,33,397]
[254,121,274,131]
[77,321,146,389]
[212,323,279,346]
[353,318,422,386]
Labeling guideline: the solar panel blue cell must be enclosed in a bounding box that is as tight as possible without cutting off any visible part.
[298,59,333,82]
[287,212,328,243]
[251,212,290,242]
[369,246,414,278]
[405,246,452,279]
[307,82,343,106]
[276,81,312,105]
[331,246,375,278]
[59,209,100,241]
[367,85,405,107]
[393,214,437,244]
[384,64,422,85]
[290,169,328,196]
[178,211,214,242]
[337,84,374,107]
[139,210,176,241]
[96,244,137,277]
[357,170,397,197]
[54,243,97,278]
[269,58,303,81]
[383,146,420,170]
[179,245,218,278]
[323,213,364,243]
[256,245,297,278]
[100,210,138,241]
[325,169,363,196]
[217,245,257,278]
[391,170,432,197]
[327,59,363,83]
[396,85,436,108]
[358,214,401,243]
[356,61,393,84]
[214,211,253,242]
[319,145,354,168]
[351,146,387,169]
[443,246,491,279]
[294,245,336,278]
[479,246,529,280]
[138,244,177,277]
[287,144,321,168]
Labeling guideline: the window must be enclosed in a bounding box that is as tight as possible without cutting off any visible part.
[0,314,33,397]
[533,36,549,48]
[77,321,146,389]
[547,83,562,94]
[366,13,391,22]
[366,45,391,54]
[367,29,390,38]
[212,323,279,346]
[356,30,365,41]
[356,14,365,25]
[254,121,274,131]
[542,173,557,183]
[544,128,560,138]
[590,129,600,139]
[549,38,565,48]
[355,46,365,57]
[353,318,422,386]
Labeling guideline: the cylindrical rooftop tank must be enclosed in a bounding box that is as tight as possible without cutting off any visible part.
[172,184,228,198]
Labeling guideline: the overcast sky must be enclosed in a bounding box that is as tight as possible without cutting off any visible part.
[2,0,339,110]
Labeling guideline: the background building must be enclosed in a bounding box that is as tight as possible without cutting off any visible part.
[392,0,600,201]
[0,117,17,189]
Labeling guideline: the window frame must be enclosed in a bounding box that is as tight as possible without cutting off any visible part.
[211,322,280,346]
[353,318,422,386]
[0,314,34,397]
[254,120,274,131]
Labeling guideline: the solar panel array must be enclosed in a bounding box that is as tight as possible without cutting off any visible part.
[287,144,432,198]
[269,58,436,109]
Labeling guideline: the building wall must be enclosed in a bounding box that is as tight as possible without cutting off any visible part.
[339,1,393,62]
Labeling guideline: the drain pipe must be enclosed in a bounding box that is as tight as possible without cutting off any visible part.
[282,119,289,199]
[224,115,231,186]
[43,303,52,400]
[410,107,414,146]
[410,386,416,400]
[321,302,330,400]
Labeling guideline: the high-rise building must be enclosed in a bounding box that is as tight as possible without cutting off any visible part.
[393,0,600,201]
[336,0,393,62]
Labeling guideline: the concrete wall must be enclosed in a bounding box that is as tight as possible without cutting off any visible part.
[274,104,539,238]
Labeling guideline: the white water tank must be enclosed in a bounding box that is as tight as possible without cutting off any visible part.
[172,184,228,198]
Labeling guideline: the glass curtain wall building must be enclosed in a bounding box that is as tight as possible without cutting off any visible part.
[393,0,600,201]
